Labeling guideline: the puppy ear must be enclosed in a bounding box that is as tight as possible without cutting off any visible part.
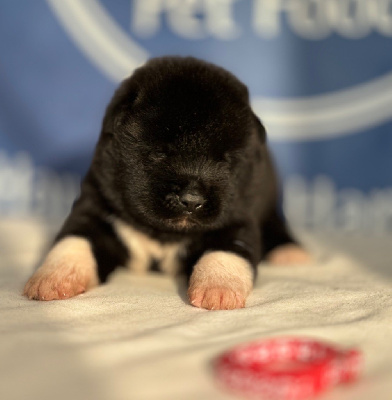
[101,103,125,137]
[252,113,266,143]
[101,79,140,136]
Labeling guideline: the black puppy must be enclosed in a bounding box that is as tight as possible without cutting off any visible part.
[24,57,310,310]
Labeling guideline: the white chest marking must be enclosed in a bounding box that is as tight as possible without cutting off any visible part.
[113,219,184,275]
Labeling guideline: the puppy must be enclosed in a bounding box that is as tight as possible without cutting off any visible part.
[24,57,310,310]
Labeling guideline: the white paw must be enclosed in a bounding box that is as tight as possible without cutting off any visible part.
[188,251,253,310]
[188,286,246,310]
[266,244,312,265]
[23,237,98,301]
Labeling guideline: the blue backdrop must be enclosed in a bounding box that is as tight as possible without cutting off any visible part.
[1,0,391,234]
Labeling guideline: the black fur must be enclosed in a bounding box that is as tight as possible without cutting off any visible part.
[55,56,295,283]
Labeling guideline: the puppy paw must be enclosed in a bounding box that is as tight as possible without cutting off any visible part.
[189,286,245,310]
[266,244,312,265]
[188,251,253,311]
[23,237,98,301]
[24,269,88,300]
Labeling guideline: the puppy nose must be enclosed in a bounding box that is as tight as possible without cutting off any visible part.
[179,192,205,212]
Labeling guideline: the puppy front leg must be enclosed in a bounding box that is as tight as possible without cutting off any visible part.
[188,251,254,310]
[187,227,259,310]
[23,236,99,301]
[24,194,129,300]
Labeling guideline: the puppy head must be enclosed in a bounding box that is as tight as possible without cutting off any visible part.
[98,57,265,233]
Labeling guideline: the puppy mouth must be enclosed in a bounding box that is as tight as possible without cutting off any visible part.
[166,214,201,230]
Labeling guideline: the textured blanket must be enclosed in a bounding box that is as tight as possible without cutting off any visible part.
[1,218,391,400]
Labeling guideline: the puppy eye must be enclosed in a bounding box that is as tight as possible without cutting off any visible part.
[223,153,233,163]
[149,151,167,162]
